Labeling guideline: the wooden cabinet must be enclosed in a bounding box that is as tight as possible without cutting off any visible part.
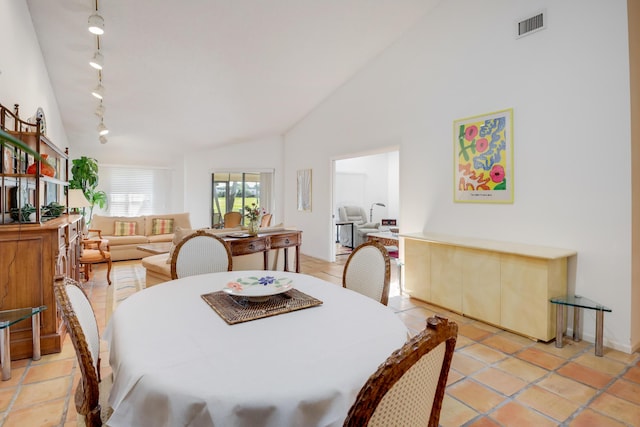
[402,233,576,341]
[0,215,83,359]
[1,102,78,359]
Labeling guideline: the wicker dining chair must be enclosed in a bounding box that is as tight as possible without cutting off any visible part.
[342,240,390,305]
[170,230,233,279]
[260,213,273,227]
[54,277,112,427]
[223,211,242,228]
[344,315,458,427]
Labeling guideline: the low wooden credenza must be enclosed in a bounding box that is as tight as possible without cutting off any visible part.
[402,232,576,341]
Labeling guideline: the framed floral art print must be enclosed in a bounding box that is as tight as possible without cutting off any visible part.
[453,108,514,203]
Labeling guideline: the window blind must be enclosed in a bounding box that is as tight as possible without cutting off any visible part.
[97,166,171,216]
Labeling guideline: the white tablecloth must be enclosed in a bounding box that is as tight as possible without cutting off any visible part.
[104,271,408,427]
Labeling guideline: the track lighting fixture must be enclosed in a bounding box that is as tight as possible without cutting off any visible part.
[95,103,105,117]
[91,83,104,99]
[88,12,104,35]
[99,135,108,144]
[97,120,109,136]
[89,51,103,70]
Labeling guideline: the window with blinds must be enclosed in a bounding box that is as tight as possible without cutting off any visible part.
[97,166,172,216]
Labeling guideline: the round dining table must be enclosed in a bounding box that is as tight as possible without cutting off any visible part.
[104,270,408,427]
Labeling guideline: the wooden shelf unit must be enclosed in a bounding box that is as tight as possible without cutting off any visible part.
[401,232,576,341]
[1,103,79,359]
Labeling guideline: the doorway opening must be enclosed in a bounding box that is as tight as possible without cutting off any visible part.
[332,149,399,260]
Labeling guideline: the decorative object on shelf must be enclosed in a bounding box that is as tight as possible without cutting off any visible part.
[454,108,514,204]
[10,203,36,222]
[26,107,46,136]
[41,202,66,220]
[26,153,56,177]
[244,203,264,236]
[0,128,40,159]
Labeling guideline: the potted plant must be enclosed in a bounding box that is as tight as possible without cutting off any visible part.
[69,156,107,224]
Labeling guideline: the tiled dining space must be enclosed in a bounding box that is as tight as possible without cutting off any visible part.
[0,254,639,426]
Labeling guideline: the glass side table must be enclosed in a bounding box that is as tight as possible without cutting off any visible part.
[0,306,47,380]
[550,295,611,357]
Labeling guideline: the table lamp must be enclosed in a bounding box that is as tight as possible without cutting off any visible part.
[67,189,91,214]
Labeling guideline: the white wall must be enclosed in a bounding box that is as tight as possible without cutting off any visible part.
[0,1,68,151]
[284,0,635,352]
[183,136,284,229]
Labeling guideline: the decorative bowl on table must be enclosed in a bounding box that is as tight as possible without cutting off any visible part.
[224,275,293,302]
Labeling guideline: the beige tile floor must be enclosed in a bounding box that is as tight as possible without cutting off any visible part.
[0,253,638,426]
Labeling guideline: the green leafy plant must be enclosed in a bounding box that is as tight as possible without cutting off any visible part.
[69,156,107,223]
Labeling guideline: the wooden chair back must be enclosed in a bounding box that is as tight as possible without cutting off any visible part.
[344,316,458,427]
[260,213,273,227]
[54,277,104,426]
[342,240,390,305]
[170,230,233,279]
[223,211,242,228]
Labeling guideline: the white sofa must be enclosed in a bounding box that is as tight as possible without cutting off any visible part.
[90,213,192,261]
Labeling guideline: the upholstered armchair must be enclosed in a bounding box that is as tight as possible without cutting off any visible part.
[338,206,380,248]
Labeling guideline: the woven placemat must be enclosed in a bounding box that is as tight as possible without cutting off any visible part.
[201,289,323,325]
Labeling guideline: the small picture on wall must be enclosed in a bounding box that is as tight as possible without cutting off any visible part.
[453,108,514,203]
[297,169,312,212]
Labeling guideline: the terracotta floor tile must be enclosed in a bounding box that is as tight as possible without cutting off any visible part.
[455,335,475,350]
[589,392,640,425]
[481,334,529,354]
[468,320,501,334]
[557,361,614,389]
[439,394,479,427]
[0,388,17,412]
[516,385,581,422]
[604,349,640,365]
[446,369,464,386]
[459,343,508,365]
[573,353,627,376]
[606,378,640,405]
[466,416,502,427]
[394,311,429,333]
[490,401,558,427]
[623,365,640,384]
[2,398,66,427]
[22,359,74,384]
[12,376,71,409]
[494,358,548,383]
[459,324,494,341]
[447,379,506,413]
[516,347,566,370]
[0,367,26,389]
[451,352,487,376]
[568,408,627,427]
[533,338,591,359]
[473,367,528,396]
[536,373,597,405]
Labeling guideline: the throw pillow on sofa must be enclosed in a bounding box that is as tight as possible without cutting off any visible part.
[114,221,137,236]
[151,218,174,235]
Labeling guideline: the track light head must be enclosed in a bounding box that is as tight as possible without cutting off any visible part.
[89,51,104,70]
[88,12,105,35]
[97,121,109,136]
[99,135,108,144]
[91,84,104,99]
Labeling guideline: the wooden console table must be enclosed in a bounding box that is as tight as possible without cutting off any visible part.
[139,230,302,273]
[402,232,576,341]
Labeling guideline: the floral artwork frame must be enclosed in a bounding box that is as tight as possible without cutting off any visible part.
[297,169,312,212]
[454,108,513,203]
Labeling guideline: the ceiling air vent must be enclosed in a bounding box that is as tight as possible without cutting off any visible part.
[516,10,546,38]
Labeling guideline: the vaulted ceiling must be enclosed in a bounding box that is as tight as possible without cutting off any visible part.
[26,1,439,165]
